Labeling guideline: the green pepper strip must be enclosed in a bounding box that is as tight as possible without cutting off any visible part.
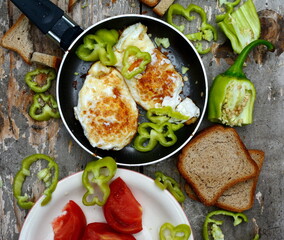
[154,171,185,203]
[76,28,118,66]
[208,39,274,127]
[29,93,60,121]
[159,222,191,240]
[82,156,117,206]
[25,68,56,93]
[13,154,59,209]
[203,210,248,240]
[121,46,151,79]
[216,0,241,23]
[166,3,218,54]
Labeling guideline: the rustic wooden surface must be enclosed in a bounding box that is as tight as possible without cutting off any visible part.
[0,0,283,239]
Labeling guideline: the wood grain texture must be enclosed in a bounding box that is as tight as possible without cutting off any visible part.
[0,0,284,239]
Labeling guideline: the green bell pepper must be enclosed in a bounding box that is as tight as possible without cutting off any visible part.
[13,154,59,209]
[121,46,151,79]
[166,3,218,54]
[216,0,241,23]
[82,157,117,206]
[203,210,248,240]
[76,29,118,65]
[154,171,185,203]
[159,222,191,240]
[25,68,56,93]
[29,93,60,121]
[208,39,274,127]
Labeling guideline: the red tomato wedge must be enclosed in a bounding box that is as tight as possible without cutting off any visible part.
[52,200,87,240]
[82,222,136,240]
[103,177,143,234]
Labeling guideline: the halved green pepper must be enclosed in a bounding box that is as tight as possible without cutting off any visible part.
[216,0,241,23]
[159,222,191,240]
[121,46,151,79]
[13,154,59,209]
[25,68,56,93]
[82,157,117,206]
[154,171,185,203]
[208,39,274,127]
[29,93,60,121]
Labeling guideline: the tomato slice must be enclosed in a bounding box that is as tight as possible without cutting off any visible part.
[81,222,136,240]
[52,200,87,240]
[103,177,143,234]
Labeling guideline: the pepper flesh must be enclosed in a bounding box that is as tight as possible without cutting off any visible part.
[29,93,60,121]
[154,171,185,203]
[82,157,117,206]
[25,68,56,93]
[13,154,59,209]
[208,39,274,127]
[216,0,241,23]
[203,210,248,240]
[159,222,191,240]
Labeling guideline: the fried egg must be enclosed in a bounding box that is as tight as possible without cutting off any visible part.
[74,62,138,150]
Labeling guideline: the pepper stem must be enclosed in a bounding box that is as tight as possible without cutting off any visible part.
[224,39,274,79]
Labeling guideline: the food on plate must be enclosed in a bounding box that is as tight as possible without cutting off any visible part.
[208,39,274,127]
[0,14,33,64]
[13,154,59,209]
[154,171,185,203]
[82,157,117,206]
[177,124,258,206]
[31,52,62,70]
[185,149,265,212]
[159,222,191,240]
[82,222,136,240]
[74,61,138,150]
[103,177,143,234]
[218,0,260,54]
[52,200,87,240]
[202,210,248,240]
[153,0,175,16]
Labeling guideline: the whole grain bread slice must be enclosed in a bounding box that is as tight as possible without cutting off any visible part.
[139,0,160,7]
[177,124,258,206]
[184,149,264,212]
[153,0,175,16]
[31,52,62,70]
[0,14,33,64]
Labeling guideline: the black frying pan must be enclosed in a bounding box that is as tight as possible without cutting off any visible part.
[11,0,208,166]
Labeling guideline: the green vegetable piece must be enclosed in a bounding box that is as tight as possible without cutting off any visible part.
[154,37,170,48]
[29,93,60,121]
[208,39,274,127]
[216,0,241,23]
[218,0,260,54]
[13,154,59,209]
[166,3,218,54]
[203,210,248,240]
[159,222,191,240]
[253,234,260,240]
[211,224,224,240]
[154,171,185,203]
[82,157,117,206]
[25,68,56,93]
[76,29,118,65]
[121,46,151,79]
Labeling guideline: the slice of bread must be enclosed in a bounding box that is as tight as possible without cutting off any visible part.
[139,0,160,7]
[184,149,265,212]
[0,14,33,64]
[153,0,175,16]
[31,52,62,70]
[68,0,79,12]
[177,124,258,206]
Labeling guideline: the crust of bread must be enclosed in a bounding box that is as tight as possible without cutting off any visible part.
[0,14,33,64]
[139,0,160,7]
[31,52,62,70]
[177,124,258,206]
[68,0,78,12]
[153,0,175,16]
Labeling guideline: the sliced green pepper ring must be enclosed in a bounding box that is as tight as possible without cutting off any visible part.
[25,68,56,93]
[13,153,59,209]
[159,222,191,240]
[82,156,117,206]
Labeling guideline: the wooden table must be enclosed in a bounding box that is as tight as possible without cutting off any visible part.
[1,0,283,239]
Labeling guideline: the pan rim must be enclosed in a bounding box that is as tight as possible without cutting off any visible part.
[56,14,208,166]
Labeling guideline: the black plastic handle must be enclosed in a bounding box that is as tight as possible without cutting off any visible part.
[10,0,83,50]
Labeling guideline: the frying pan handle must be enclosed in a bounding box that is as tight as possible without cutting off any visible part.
[10,0,83,50]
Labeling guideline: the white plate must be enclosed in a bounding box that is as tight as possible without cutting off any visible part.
[19,168,194,240]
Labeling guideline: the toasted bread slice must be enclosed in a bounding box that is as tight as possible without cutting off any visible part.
[31,52,62,70]
[184,149,265,212]
[177,124,258,206]
[0,14,33,64]
[68,0,78,12]
[139,0,160,7]
[153,0,175,16]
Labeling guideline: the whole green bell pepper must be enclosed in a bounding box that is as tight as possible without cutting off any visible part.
[208,39,274,127]
[82,157,117,206]
[13,154,59,209]
[159,222,191,240]
[29,93,60,121]
[25,68,56,93]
